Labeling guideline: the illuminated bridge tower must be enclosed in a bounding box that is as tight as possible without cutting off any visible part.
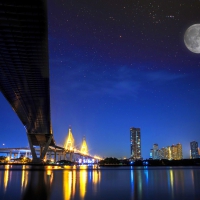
[64,127,75,151]
[80,137,88,155]
[63,127,75,161]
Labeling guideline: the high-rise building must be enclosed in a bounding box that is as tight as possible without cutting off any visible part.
[153,144,159,159]
[165,146,171,160]
[169,144,183,160]
[171,145,178,160]
[150,143,182,160]
[150,149,153,159]
[150,145,170,160]
[130,127,141,160]
[190,141,199,159]
[159,147,166,159]
[176,143,183,160]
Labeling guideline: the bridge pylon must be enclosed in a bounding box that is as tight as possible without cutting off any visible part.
[63,127,75,161]
[80,136,88,155]
[64,127,75,151]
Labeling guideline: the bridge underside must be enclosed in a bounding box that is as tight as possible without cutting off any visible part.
[0,0,55,162]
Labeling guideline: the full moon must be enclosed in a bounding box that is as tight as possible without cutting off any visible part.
[184,24,200,53]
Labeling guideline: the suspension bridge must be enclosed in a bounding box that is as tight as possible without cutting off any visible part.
[0,127,102,164]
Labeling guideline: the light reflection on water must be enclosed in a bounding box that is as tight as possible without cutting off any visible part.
[3,165,9,192]
[21,165,28,193]
[0,165,200,200]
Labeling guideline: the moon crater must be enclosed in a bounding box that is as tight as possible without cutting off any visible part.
[184,24,200,53]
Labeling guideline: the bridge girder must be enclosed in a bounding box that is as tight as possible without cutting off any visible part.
[0,0,55,162]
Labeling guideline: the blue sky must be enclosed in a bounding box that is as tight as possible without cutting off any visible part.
[1,0,200,159]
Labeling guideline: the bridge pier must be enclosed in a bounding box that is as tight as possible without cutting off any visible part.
[63,151,67,160]
[54,150,56,162]
[58,152,61,160]
[27,133,53,163]
[69,152,73,162]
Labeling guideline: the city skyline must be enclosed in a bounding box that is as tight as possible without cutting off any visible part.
[150,143,183,160]
[1,1,200,159]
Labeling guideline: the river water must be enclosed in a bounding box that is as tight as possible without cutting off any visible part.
[0,165,200,200]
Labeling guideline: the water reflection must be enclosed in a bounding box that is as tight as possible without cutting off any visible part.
[79,166,87,199]
[0,165,200,200]
[169,169,174,199]
[3,165,9,192]
[129,166,200,200]
[92,167,101,194]
[131,168,143,200]
[144,166,148,183]
[21,166,53,200]
[63,170,76,200]
[61,165,101,200]
[21,165,28,192]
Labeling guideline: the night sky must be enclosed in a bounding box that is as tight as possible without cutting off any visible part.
[1,0,200,159]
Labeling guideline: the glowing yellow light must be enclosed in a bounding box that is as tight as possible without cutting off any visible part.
[79,165,87,170]
[4,165,9,192]
[64,128,75,150]
[92,168,101,194]
[72,170,76,197]
[73,165,76,169]
[94,156,103,160]
[80,137,88,155]
[93,169,101,184]
[170,170,174,188]
[63,171,72,200]
[47,166,53,175]
[80,169,87,198]
[47,169,52,176]
[64,166,71,169]
[5,165,9,170]
[21,165,28,191]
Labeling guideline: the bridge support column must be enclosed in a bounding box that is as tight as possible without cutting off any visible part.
[70,152,73,162]
[54,149,57,162]
[48,151,51,160]
[40,135,53,160]
[27,134,39,162]
[63,151,66,160]
[59,152,62,161]
[18,151,21,158]
[27,133,53,163]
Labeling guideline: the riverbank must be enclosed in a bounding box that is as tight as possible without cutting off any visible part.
[99,158,200,167]
[1,158,200,167]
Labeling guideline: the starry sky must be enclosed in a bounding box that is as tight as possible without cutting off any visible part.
[1,0,200,159]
